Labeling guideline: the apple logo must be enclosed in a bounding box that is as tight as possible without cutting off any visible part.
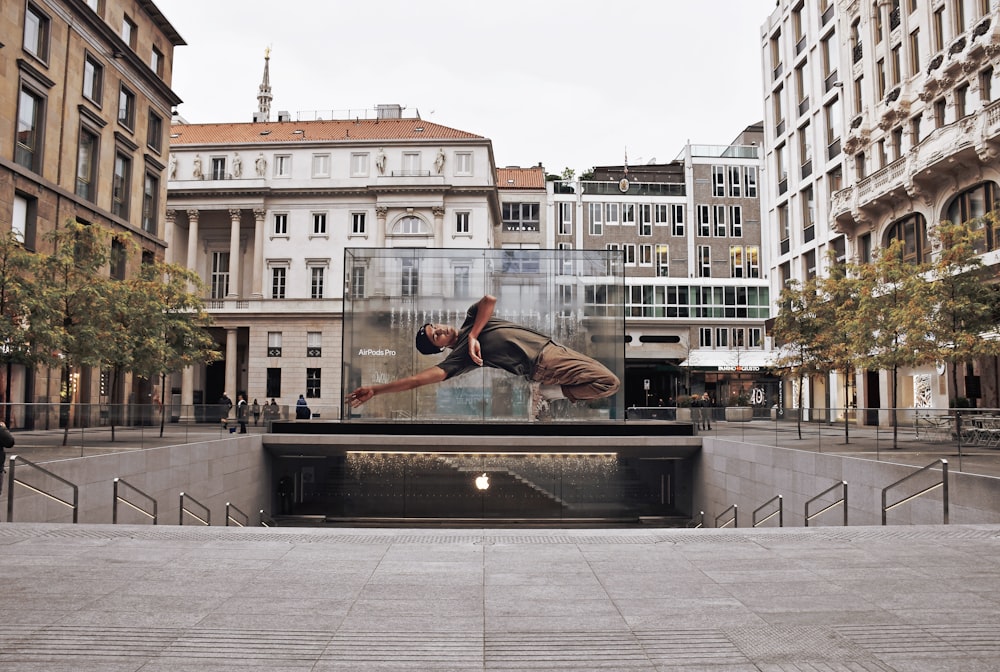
[475,473,490,490]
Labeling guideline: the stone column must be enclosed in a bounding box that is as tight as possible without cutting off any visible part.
[375,205,388,247]
[180,366,194,423]
[252,207,265,299]
[164,209,176,262]
[432,205,445,247]
[225,328,238,400]
[227,208,241,298]
[185,209,199,292]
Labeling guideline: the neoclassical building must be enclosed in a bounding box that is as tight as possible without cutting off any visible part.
[166,88,499,417]
[762,0,1000,416]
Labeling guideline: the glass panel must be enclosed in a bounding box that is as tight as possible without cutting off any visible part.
[343,248,625,423]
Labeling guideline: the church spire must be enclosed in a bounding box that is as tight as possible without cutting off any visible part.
[255,47,272,122]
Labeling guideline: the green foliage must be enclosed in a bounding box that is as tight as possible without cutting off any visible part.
[728,392,751,407]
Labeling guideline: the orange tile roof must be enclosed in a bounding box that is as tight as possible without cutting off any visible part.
[496,166,546,189]
[169,118,485,145]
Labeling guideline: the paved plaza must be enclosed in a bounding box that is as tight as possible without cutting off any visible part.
[1,522,999,670]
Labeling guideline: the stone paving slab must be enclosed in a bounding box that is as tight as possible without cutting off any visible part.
[0,524,999,670]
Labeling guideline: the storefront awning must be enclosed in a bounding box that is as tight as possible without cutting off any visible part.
[681,350,775,371]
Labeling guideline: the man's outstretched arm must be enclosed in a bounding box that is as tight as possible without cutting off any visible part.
[346,366,448,408]
[467,294,496,366]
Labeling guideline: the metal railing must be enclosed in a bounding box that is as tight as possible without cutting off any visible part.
[225,502,249,527]
[752,495,783,528]
[882,459,949,525]
[179,492,211,526]
[260,509,275,527]
[112,478,157,524]
[715,504,737,529]
[805,481,848,527]
[5,455,79,523]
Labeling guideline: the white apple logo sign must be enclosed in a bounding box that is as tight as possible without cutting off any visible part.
[475,473,490,490]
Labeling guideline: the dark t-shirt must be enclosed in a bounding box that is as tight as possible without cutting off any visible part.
[436,303,552,381]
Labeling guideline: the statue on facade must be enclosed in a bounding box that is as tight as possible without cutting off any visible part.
[255,153,267,177]
[232,153,242,178]
[434,148,445,174]
[192,154,203,179]
[376,148,387,175]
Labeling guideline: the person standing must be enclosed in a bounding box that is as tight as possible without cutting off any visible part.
[700,392,713,430]
[251,398,261,426]
[295,394,311,419]
[236,395,249,433]
[218,392,233,426]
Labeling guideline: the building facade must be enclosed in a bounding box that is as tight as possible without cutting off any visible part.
[165,104,499,419]
[762,0,1000,416]
[1,0,183,422]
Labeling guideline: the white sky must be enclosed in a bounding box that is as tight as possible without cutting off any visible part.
[157,0,778,175]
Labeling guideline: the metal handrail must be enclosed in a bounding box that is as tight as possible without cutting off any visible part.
[179,492,211,526]
[805,481,848,527]
[259,509,275,527]
[5,455,79,523]
[882,459,949,525]
[686,510,704,529]
[225,502,249,527]
[715,504,737,529]
[112,478,157,524]
[752,495,783,528]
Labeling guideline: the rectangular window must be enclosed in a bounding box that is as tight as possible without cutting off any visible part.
[588,202,604,235]
[743,166,757,198]
[312,153,330,177]
[350,266,365,299]
[638,204,652,236]
[699,328,712,348]
[266,368,281,398]
[732,328,746,348]
[12,193,38,250]
[697,205,710,236]
[350,152,369,176]
[698,245,711,277]
[310,267,324,299]
[891,45,901,86]
[605,202,619,225]
[558,203,573,235]
[122,14,137,49]
[909,29,920,75]
[306,369,321,399]
[933,8,944,51]
[910,113,923,145]
[312,212,327,235]
[211,252,230,299]
[112,151,132,218]
[24,3,51,60]
[639,243,653,266]
[655,244,669,277]
[455,211,470,234]
[671,204,685,236]
[142,172,158,234]
[147,112,163,153]
[621,203,635,226]
[402,152,420,174]
[713,205,726,237]
[712,166,726,196]
[307,332,322,357]
[273,213,287,235]
[502,202,540,232]
[271,267,286,299]
[454,266,470,297]
[956,84,969,118]
[110,238,127,280]
[211,157,226,180]
[76,126,99,201]
[623,244,636,266]
[728,165,741,197]
[83,54,103,104]
[934,98,947,127]
[16,85,45,172]
[151,46,163,77]
[401,258,418,297]
[455,152,473,175]
[981,67,993,103]
[715,328,729,348]
[729,206,742,237]
[749,328,762,348]
[730,245,745,278]
[274,154,290,177]
[654,204,668,226]
[352,212,366,235]
[118,85,136,130]
[747,246,760,278]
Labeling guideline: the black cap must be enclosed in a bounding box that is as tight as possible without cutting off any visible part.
[415,323,442,355]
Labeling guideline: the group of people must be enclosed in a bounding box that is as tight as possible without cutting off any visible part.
[218,393,281,432]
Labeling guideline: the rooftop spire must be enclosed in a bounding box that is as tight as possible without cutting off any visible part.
[256,46,272,122]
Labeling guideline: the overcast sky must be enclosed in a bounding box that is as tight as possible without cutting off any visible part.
[157,0,778,175]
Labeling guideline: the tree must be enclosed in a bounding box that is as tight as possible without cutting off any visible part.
[852,238,937,448]
[772,276,824,439]
[925,217,1000,406]
[126,260,219,436]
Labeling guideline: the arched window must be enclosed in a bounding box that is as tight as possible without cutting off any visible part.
[883,213,929,264]
[390,215,430,236]
[944,182,999,253]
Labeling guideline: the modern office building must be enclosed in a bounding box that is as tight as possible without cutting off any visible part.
[761,0,1000,416]
[1,0,183,421]
[547,127,774,411]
